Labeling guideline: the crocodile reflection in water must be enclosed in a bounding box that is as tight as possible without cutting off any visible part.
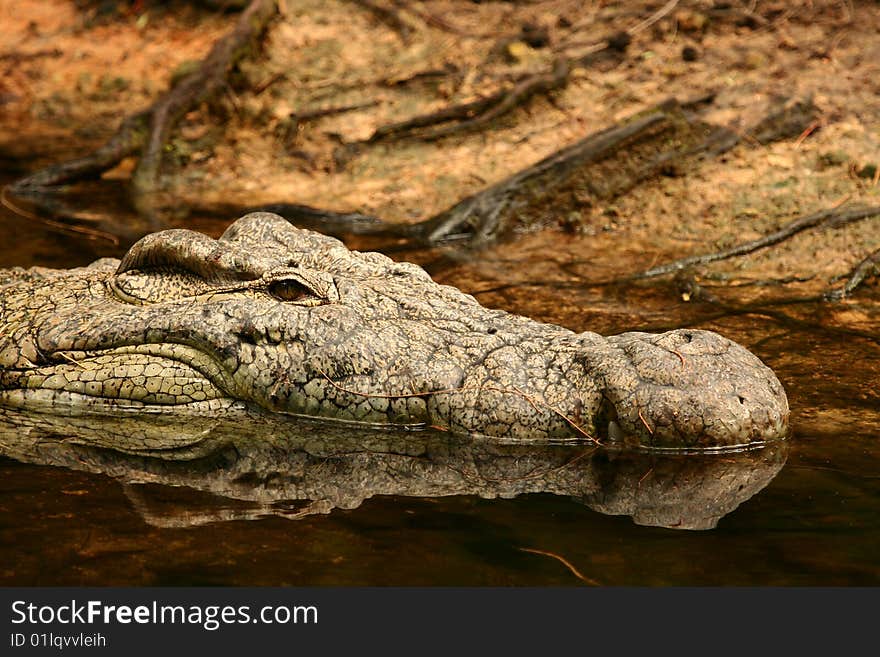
[0,408,787,530]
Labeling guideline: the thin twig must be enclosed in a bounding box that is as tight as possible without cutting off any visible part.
[638,410,655,435]
[519,548,600,586]
[290,100,381,123]
[0,186,120,244]
[628,0,679,36]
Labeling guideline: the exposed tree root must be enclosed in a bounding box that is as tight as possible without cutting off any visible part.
[825,247,880,301]
[9,109,151,191]
[9,0,278,197]
[6,1,820,254]
[406,95,817,246]
[414,103,677,245]
[281,100,381,153]
[262,99,711,244]
[263,96,818,249]
[637,204,880,279]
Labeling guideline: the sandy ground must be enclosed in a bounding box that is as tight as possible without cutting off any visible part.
[0,0,878,314]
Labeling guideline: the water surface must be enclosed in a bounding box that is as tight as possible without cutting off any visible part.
[1,194,878,586]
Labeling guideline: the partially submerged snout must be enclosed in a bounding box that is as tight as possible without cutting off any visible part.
[588,329,789,449]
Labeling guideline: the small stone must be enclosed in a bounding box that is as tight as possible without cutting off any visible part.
[857,163,878,179]
[742,50,767,70]
[607,31,631,52]
[520,23,549,49]
[505,41,542,66]
[816,151,849,168]
[676,10,709,32]
[682,45,699,62]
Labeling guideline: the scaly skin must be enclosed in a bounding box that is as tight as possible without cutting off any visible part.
[0,212,789,448]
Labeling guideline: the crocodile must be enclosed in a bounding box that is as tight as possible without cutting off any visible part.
[0,407,788,530]
[0,212,789,449]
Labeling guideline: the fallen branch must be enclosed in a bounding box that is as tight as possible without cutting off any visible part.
[417,58,571,141]
[265,100,693,244]
[518,548,599,586]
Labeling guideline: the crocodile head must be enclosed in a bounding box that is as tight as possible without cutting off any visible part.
[0,212,789,448]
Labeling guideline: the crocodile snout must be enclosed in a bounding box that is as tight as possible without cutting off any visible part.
[590,329,790,449]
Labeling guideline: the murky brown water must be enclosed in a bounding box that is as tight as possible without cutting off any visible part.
[1,185,878,586]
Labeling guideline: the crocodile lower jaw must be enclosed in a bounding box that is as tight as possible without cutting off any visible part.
[0,344,237,411]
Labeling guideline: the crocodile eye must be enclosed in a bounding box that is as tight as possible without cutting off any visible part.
[268,279,312,302]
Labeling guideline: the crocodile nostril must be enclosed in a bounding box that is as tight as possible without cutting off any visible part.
[487,327,498,335]
[596,397,621,441]
[737,396,746,404]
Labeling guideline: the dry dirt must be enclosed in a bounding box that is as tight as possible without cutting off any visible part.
[1,0,878,326]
